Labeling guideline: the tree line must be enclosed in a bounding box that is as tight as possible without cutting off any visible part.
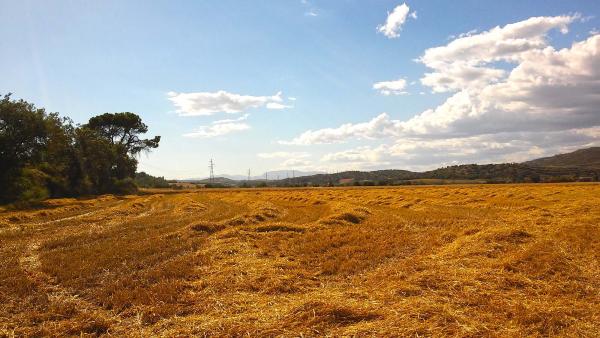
[0,94,160,204]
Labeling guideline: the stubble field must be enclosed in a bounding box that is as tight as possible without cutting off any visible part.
[1,184,599,337]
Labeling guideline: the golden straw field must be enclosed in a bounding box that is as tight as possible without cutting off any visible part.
[1,184,599,336]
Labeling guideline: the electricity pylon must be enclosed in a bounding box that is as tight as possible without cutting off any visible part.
[209,159,215,183]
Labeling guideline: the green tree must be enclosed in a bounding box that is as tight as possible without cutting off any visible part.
[86,112,160,155]
[81,112,160,193]
[0,94,52,202]
[1,94,161,203]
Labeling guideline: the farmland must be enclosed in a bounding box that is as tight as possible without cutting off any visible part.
[1,184,599,336]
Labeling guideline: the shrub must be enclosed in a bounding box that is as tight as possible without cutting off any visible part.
[13,168,50,203]
[111,178,138,195]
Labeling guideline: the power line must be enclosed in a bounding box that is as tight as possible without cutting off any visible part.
[209,159,215,183]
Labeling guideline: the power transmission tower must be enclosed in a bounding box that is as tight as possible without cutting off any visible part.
[247,169,251,182]
[209,159,215,183]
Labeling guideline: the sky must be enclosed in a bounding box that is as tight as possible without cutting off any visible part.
[1,0,599,179]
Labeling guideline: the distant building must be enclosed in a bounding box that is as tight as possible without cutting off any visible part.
[577,176,594,182]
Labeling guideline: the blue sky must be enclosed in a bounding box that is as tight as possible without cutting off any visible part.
[1,0,599,178]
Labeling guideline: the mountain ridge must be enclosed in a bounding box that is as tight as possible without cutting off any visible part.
[523,147,600,169]
[174,147,600,186]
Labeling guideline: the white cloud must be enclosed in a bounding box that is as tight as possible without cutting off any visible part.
[266,102,293,110]
[319,129,600,171]
[420,63,505,93]
[280,113,401,145]
[212,113,250,124]
[448,29,478,40]
[257,151,310,159]
[377,3,416,39]
[373,78,408,95]
[183,122,250,138]
[419,14,580,92]
[168,90,289,116]
[407,34,600,137]
[284,15,600,169]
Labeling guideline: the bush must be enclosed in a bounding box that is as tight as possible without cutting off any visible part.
[111,178,138,195]
[134,172,170,188]
[13,168,50,203]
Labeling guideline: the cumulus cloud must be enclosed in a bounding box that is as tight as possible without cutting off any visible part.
[283,15,600,169]
[183,114,251,138]
[419,14,580,92]
[319,129,600,171]
[168,90,290,116]
[373,78,408,95]
[280,113,402,145]
[420,64,505,93]
[377,3,416,39]
[406,34,600,137]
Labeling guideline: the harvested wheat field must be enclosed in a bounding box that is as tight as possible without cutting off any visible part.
[1,184,599,337]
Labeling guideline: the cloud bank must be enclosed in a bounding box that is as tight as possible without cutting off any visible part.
[284,15,600,169]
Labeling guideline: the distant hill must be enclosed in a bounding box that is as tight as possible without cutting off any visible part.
[286,164,599,186]
[523,147,600,169]
[184,170,323,182]
[187,177,239,185]
[173,147,600,187]
[274,147,600,186]
[284,170,419,186]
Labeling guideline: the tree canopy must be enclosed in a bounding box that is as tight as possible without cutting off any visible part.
[86,112,160,155]
[0,94,160,204]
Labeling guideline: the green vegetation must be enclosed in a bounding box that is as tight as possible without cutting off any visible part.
[272,161,599,187]
[523,147,600,168]
[0,94,160,204]
[134,172,170,189]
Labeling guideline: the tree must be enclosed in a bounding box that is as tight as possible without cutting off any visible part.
[0,94,52,202]
[79,112,160,194]
[0,94,161,203]
[86,112,160,155]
